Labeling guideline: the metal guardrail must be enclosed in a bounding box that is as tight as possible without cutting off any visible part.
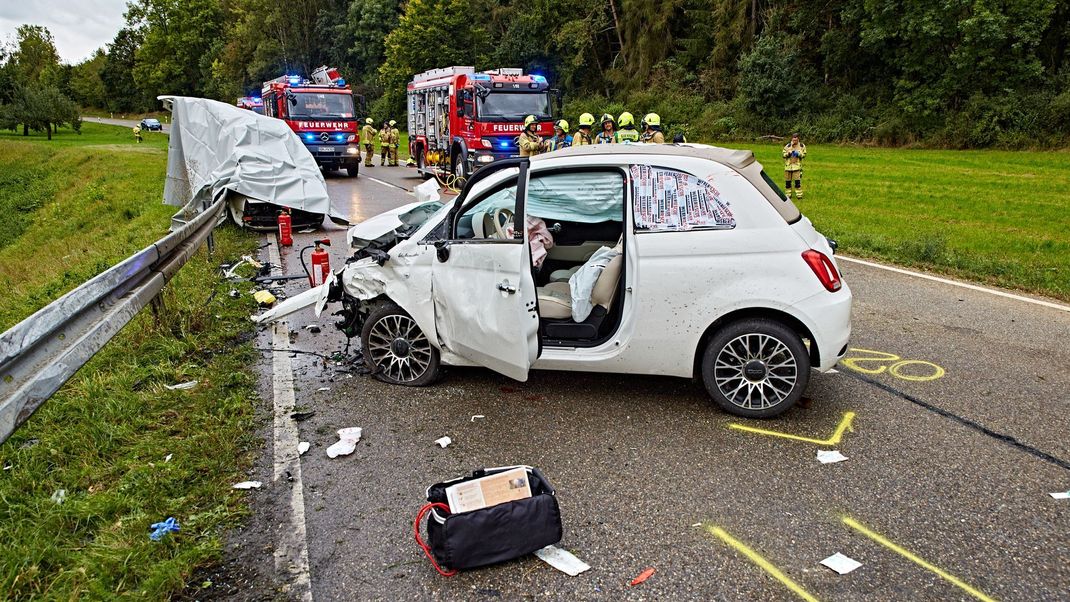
[0,198,225,445]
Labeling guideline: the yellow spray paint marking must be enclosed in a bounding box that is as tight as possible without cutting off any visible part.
[706,525,821,602]
[729,411,855,446]
[841,347,945,382]
[842,517,998,602]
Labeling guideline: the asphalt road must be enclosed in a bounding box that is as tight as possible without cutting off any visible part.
[205,163,1070,601]
[85,116,172,133]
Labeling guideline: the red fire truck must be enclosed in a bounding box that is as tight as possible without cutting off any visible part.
[407,67,556,179]
[262,66,363,178]
[236,96,264,114]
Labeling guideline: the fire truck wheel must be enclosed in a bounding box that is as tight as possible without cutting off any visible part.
[345,164,359,177]
[452,153,468,180]
[416,148,432,180]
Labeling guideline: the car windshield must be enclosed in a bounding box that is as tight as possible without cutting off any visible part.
[290,92,355,118]
[478,91,551,121]
[145,119,160,125]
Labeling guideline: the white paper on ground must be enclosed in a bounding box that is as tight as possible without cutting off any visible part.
[164,381,198,391]
[51,489,66,504]
[317,387,330,392]
[298,442,310,455]
[817,450,848,464]
[535,545,591,576]
[326,427,363,458]
[471,415,485,422]
[232,481,262,490]
[164,454,173,462]
[1049,491,1070,499]
[434,436,452,448]
[821,553,862,575]
[827,368,840,374]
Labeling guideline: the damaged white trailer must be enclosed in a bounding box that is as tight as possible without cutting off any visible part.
[161,95,350,231]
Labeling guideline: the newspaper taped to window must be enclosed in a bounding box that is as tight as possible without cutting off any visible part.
[631,164,735,231]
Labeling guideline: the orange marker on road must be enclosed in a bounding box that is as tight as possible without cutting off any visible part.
[630,567,656,586]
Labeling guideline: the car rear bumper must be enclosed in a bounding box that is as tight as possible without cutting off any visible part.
[793,283,852,371]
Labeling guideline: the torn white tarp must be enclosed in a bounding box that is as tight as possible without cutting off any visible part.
[159,96,349,227]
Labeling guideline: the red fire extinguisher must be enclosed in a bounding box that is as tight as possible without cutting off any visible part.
[277,209,293,247]
[302,239,332,287]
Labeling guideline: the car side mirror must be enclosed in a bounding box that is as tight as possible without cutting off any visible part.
[434,240,451,262]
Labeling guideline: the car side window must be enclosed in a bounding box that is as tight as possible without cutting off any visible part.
[630,165,736,232]
[454,180,519,241]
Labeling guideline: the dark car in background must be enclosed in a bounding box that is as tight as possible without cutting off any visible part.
[139,118,163,131]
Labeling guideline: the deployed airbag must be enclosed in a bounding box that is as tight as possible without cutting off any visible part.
[160,96,349,226]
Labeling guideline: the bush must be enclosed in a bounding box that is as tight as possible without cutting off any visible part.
[737,35,816,119]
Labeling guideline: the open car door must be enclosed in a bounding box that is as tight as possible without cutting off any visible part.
[430,162,539,381]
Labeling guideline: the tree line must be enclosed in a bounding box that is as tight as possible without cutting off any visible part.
[4,0,1070,147]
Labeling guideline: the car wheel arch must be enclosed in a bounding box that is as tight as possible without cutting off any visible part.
[692,307,819,379]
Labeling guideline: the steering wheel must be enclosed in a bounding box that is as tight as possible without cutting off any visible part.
[492,207,515,239]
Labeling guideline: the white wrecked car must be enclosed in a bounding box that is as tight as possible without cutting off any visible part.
[261,144,851,418]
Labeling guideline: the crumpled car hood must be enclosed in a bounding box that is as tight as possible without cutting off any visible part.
[346,200,443,251]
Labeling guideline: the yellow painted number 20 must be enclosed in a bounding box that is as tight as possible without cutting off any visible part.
[841,348,946,382]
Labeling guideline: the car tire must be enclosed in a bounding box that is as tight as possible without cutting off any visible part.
[361,301,441,387]
[700,318,810,418]
[452,152,468,181]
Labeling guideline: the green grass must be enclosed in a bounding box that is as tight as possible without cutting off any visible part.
[0,122,262,598]
[729,142,1070,301]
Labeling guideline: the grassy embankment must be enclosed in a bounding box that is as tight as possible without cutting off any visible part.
[0,122,262,598]
[734,142,1070,301]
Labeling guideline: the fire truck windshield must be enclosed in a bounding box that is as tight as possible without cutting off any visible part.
[477,91,551,121]
[290,92,355,118]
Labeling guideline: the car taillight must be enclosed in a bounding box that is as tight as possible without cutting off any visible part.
[480,138,493,149]
[802,249,842,292]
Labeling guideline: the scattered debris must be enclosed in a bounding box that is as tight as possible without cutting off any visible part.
[535,545,591,576]
[19,438,38,449]
[164,454,173,463]
[827,368,840,374]
[3,463,12,471]
[690,522,702,528]
[164,381,198,391]
[228,289,240,298]
[821,552,862,575]
[304,324,321,333]
[817,450,848,464]
[630,567,656,586]
[253,290,276,306]
[232,481,262,490]
[434,436,452,448]
[298,442,310,455]
[50,489,67,504]
[317,387,330,392]
[1049,490,1070,500]
[149,517,180,541]
[327,427,363,458]
[290,411,316,421]
[470,415,485,422]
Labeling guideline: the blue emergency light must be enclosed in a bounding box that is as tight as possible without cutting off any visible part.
[335,133,346,141]
[304,133,316,142]
[500,141,510,148]
[335,78,346,86]
[472,73,491,81]
[289,75,301,85]
[531,74,546,83]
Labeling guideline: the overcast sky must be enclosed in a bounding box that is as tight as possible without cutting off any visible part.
[0,0,128,64]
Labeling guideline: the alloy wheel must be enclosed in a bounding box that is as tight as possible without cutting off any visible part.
[713,333,799,411]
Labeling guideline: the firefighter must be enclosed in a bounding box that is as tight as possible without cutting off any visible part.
[596,113,618,144]
[132,124,142,143]
[617,112,640,143]
[388,119,401,166]
[782,132,807,199]
[547,120,572,151]
[378,120,389,166]
[361,117,377,167]
[572,113,595,146]
[640,113,666,143]
[518,115,547,157]
[640,113,665,144]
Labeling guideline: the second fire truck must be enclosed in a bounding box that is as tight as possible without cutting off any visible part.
[262,66,363,178]
[407,66,556,179]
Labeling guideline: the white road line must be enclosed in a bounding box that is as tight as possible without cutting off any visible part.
[365,175,414,195]
[268,240,313,602]
[838,255,1070,313]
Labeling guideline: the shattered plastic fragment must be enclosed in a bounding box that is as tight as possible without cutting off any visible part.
[164,454,173,462]
[630,568,656,586]
[164,381,198,391]
[317,387,330,392]
[298,442,310,455]
[821,553,862,575]
[535,545,591,576]
[326,427,363,458]
[51,489,67,504]
[253,290,276,306]
[232,481,262,490]
[434,436,452,448]
[149,517,180,541]
[1050,491,1070,499]
[817,450,848,464]
[470,415,485,422]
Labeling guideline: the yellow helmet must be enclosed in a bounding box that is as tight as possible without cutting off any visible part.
[555,119,569,133]
[524,114,538,127]
[578,112,595,127]
[643,113,661,127]
[618,112,635,128]
[365,117,373,124]
[388,119,397,127]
